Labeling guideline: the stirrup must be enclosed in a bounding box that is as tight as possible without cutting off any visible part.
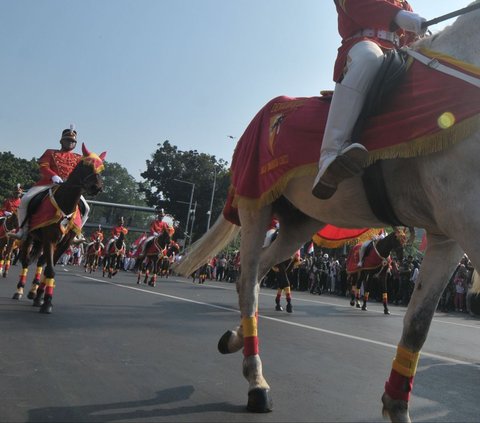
[312,144,368,200]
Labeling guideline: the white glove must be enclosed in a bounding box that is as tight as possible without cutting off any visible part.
[4,211,12,217]
[51,175,63,184]
[394,10,427,35]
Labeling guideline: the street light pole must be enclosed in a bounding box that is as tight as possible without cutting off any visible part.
[206,167,217,231]
[173,178,195,248]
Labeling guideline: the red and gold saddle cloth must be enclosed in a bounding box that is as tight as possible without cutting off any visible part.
[29,188,82,236]
[223,49,480,244]
[346,242,391,274]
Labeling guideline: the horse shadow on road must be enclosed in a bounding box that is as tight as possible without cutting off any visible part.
[26,385,246,422]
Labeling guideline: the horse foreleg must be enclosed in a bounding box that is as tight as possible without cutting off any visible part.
[362,275,370,311]
[13,267,28,300]
[381,272,390,315]
[39,243,55,314]
[382,235,462,423]
[27,265,43,300]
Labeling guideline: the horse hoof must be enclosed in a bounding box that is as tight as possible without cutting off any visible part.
[33,299,44,307]
[381,392,411,423]
[218,330,234,354]
[350,300,355,306]
[247,388,273,413]
[356,303,361,308]
[384,309,391,315]
[275,304,283,311]
[12,292,22,300]
[361,305,367,311]
[39,303,53,314]
[286,303,293,313]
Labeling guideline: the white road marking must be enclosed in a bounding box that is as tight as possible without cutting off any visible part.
[79,274,478,367]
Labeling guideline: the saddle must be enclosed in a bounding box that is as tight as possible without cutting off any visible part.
[357,49,410,227]
[26,188,87,228]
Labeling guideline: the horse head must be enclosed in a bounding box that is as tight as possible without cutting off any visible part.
[68,144,107,196]
[390,227,415,262]
[154,228,172,251]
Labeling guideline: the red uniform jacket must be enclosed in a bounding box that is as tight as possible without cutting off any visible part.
[36,149,82,186]
[0,197,21,216]
[111,225,128,238]
[90,230,104,242]
[150,219,175,237]
[334,0,415,81]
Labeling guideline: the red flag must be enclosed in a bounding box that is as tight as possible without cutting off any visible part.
[307,242,314,255]
[132,232,147,247]
[419,232,427,252]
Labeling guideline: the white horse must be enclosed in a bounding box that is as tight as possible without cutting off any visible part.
[174,3,480,422]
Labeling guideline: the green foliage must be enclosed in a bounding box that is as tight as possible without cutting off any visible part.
[85,161,149,229]
[0,152,39,202]
[140,140,230,243]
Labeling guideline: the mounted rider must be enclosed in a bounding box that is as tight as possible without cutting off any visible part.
[11,126,90,239]
[105,216,129,251]
[0,184,23,219]
[90,224,105,243]
[312,0,426,199]
[138,207,175,257]
[87,224,105,250]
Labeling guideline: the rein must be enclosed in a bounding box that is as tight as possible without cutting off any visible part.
[422,2,480,28]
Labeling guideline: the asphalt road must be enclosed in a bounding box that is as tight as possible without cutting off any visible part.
[0,265,479,422]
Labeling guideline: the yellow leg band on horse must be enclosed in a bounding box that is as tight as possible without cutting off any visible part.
[44,278,55,288]
[21,268,28,276]
[242,316,257,337]
[284,286,291,295]
[382,293,388,300]
[36,266,43,274]
[392,345,420,378]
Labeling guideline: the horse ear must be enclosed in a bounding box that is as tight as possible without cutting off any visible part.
[82,143,91,157]
[99,151,107,161]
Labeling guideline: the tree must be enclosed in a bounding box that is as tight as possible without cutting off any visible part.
[140,140,230,244]
[85,161,149,230]
[0,152,39,202]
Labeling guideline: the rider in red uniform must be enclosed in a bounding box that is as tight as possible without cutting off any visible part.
[111,217,129,238]
[0,184,23,218]
[12,127,90,239]
[138,208,175,257]
[312,0,426,199]
[90,225,105,243]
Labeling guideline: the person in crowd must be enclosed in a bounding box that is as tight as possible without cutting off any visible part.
[312,1,426,199]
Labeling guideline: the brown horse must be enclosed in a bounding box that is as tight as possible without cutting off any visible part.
[159,241,180,278]
[0,213,19,277]
[102,231,126,278]
[12,144,106,314]
[84,236,103,273]
[347,228,413,314]
[136,231,172,286]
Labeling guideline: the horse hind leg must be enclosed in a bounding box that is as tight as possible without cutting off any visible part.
[226,207,273,412]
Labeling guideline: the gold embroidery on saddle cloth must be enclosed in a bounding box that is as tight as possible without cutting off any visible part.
[261,155,289,175]
[268,99,307,155]
[30,186,82,235]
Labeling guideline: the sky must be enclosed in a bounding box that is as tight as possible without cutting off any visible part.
[0,0,470,181]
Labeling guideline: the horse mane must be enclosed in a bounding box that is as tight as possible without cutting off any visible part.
[413,3,480,66]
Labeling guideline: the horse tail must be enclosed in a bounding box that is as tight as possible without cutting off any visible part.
[174,215,240,277]
[470,269,480,294]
